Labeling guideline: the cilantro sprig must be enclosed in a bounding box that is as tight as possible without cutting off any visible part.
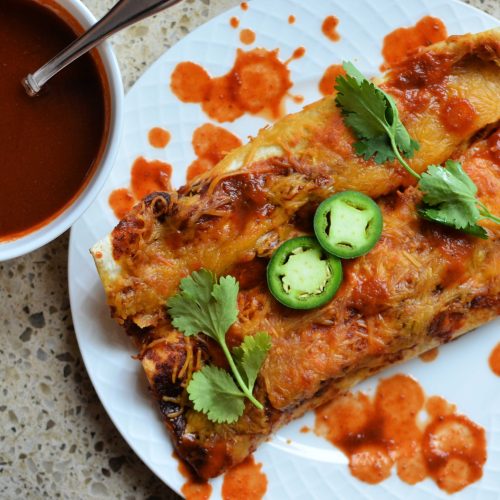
[335,62,500,238]
[167,269,271,424]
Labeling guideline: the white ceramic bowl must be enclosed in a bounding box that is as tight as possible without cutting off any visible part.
[0,0,123,262]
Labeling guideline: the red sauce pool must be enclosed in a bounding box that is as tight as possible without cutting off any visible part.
[0,0,108,241]
[171,48,295,123]
[315,374,487,493]
[221,456,267,500]
[489,343,500,376]
[148,127,171,149]
[187,123,242,181]
[319,64,345,96]
[240,28,256,45]
[322,16,340,42]
[382,16,447,68]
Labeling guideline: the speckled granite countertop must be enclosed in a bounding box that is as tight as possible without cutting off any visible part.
[0,0,498,498]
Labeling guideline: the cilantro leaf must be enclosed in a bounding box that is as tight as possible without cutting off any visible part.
[167,269,239,344]
[335,62,419,167]
[335,61,500,238]
[418,206,488,238]
[418,161,488,238]
[232,332,272,391]
[187,365,245,424]
[167,269,271,424]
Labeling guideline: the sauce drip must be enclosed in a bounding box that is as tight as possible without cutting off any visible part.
[382,16,447,69]
[171,48,296,122]
[322,16,340,42]
[148,127,171,149]
[240,28,256,45]
[419,347,439,362]
[315,374,486,493]
[319,64,345,96]
[489,343,500,376]
[0,0,107,240]
[108,156,173,219]
[187,124,242,181]
[221,456,267,500]
[240,2,248,11]
[176,453,212,500]
[230,16,239,29]
[288,15,296,25]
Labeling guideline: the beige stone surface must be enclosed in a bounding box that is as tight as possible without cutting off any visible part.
[0,0,498,499]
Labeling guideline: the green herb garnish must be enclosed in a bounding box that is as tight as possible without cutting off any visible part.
[335,62,500,237]
[167,269,271,424]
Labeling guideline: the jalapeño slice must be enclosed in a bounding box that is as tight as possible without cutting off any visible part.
[314,191,383,259]
[267,236,343,310]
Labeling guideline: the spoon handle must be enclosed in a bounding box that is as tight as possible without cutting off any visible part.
[23,0,182,96]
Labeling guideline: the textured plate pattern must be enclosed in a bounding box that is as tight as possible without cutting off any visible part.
[69,0,499,498]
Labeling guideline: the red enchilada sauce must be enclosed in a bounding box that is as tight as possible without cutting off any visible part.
[0,0,107,240]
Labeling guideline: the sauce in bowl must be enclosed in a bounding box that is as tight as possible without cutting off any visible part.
[0,0,108,241]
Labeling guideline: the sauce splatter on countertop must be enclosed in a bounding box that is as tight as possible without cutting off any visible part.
[221,455,267,500]
[315,374,486,493]
[171,48,297,122]
[322,15,340,42]
[382,16,447,68]
[288,15,296,24]
[230,16,239,29]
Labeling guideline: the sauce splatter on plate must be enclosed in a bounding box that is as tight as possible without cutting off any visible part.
[170,48,299,122]
[109,156,173,219]
[315,374,486,493]
[319,64,345,96]
[187,123,242,181]
[240,28,255,45]
[322,15,340,42]
[489,342,500,376]
[382,16,447,68]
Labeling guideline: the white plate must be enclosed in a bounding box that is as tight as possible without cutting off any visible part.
[68,0,500,498]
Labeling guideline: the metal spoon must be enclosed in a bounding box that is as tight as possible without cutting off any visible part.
[23,0,182,96]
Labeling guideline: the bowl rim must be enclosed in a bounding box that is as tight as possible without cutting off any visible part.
[0,0,124,261]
